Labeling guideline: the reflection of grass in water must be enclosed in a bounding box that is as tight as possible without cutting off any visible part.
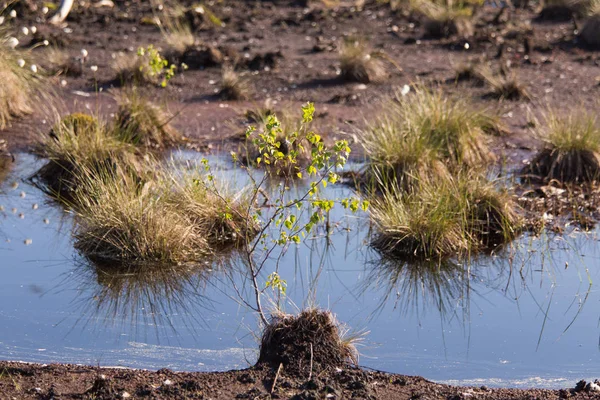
[362,252,474,324]
[65,256,225,339]
[481,231,595,349]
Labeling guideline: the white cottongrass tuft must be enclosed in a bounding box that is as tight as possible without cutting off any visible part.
[7,37,19,49]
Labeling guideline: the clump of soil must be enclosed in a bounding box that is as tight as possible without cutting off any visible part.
[257,309,357,376]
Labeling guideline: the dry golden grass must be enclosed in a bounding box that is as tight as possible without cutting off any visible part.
[0,33,43,129]
[219,67,252,101]
[339,38,386,84]
[162,18,196,55]
[523,109,600,182]
[34,112,140,200]
[370,171,521,260]
[73,161,257,263]
[477,64,531,100]
[40,47,82,76]
[112,52,158,86]
[410,0,477,38]
[113,89,182,149]
[360,87,498,188]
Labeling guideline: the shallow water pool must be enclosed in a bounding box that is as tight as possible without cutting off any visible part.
[0,152,599,389]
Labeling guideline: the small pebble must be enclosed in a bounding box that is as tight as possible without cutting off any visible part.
[24,239,32,246]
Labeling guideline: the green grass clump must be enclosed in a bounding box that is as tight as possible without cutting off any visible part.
[370,172,521,260]
[114,90,182,149]
[360,87,498,187]
[0,33,42,129]
[523,110,600,182]
[35,112,140,200]
[73,163,257,264]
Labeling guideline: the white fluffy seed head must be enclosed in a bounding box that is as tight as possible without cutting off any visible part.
[7,37,19,49]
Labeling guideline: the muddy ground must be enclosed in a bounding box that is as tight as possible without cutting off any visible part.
[1,360,600,399]
[2,0,600,398]
[2,0,599,160]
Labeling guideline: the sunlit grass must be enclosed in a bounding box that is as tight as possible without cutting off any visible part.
[0,32,43,129]
[360,87,498,187]
[524,109,600,182]
[370,171,521,260]
[113,89,182,149]
[73,162,257,263]
[477,64,531,100]
[35,112,140,200]
[410,0,478,38]
[339,38,386,84]
[219,67,252,101]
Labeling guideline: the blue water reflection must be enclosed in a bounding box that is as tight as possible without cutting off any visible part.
[0,152,598,388]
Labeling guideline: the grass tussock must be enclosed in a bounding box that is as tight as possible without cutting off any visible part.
[360,87,498,187]
[452,60,485,84]
[74,163,257,264]
[339,38,386,84]
[0,33,43,129]
[35,112,141,200]
[162,18,196,55]
[523,110,600,183]
[258,309,359,375]
[478,65,531,101]
[370,171,521,261]
[581,6,600,47]
[219,67,252,101]
[40,47,82,77]
[0,139,13,183]
[410,0,478,38]
[114,90,182,149]
[112,52,158,86]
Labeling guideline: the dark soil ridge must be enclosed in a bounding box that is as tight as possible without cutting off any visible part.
[1,361,599,399]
